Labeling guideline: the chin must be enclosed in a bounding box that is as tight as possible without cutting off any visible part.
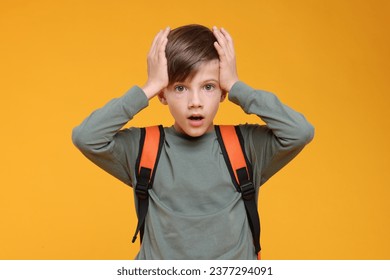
[189,125,215,137]
[184,129,205,138]
[175,121,214,138]
[177,126,206,138]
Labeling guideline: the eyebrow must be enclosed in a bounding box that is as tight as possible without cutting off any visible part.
[203,79,219,83]
[173,79,219,85]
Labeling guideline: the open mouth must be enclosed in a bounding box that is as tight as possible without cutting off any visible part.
[188,115,204,121]
[188,115,205,127]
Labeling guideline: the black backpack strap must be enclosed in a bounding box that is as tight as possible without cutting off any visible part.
[132,125,164,243]
[215,125,261,257]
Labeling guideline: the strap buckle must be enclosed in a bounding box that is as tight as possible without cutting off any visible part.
[135,182,149,200]
[135,167,152,200]
[240,181,255,200]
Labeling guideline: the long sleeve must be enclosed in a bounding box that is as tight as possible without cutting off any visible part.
[72,86,148,186]
[228,81,314,186]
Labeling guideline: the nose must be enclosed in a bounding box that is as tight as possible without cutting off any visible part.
[187,90,203,108]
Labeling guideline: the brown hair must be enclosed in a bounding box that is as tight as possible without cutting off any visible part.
[166,24,218,85]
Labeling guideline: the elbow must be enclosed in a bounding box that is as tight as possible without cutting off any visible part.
[302,121,315,144]
[72,125,89,151]
[72,125,112,154]
[294,121,315,147]
[280,121,314,149]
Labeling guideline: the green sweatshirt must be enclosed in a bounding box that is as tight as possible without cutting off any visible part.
[72,81,314,259]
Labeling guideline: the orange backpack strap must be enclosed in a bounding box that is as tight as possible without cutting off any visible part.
[215,125,261,257]
[132,125,164,243]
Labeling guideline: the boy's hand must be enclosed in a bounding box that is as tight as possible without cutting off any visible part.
[213,27,239,92]
[142,27,170,99]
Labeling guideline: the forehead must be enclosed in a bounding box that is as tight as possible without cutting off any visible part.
[185,59,220,83]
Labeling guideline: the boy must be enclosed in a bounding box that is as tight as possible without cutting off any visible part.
[72,24,314,259]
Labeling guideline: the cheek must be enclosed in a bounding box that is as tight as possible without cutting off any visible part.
[207,98,222,117]
[167,101,185,118]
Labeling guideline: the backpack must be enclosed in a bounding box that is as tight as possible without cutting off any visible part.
[131,125,261,259]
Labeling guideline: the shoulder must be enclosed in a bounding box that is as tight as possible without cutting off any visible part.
[235,124,276,169]
[236,123,273,143]
[111,127,143,156]
[115,126,142,140]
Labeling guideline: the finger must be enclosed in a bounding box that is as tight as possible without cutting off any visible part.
[213,26,225,46]
[213,41,226,61]
[149,29,164,57]
[220,27,235,55]
[218,27,235,57]
[213,27,232,58]
[154,27,170,58]
[158,37,168,62]
[220,28,233,44]
[163,26,171,37]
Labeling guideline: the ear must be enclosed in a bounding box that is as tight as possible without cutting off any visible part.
[220,90,227,102]
[158,90,168,105]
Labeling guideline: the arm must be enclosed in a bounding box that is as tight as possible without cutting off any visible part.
[72,27,170,186]
[213,27,314,186]
[229,82,314,186]
[72,87,147,186]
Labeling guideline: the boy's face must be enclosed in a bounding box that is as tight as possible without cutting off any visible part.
[159,59,226,137]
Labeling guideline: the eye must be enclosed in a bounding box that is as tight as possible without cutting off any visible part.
[203,84,215,91]
[174,85,186,92]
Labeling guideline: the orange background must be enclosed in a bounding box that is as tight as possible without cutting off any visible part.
[1,0,389,259]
